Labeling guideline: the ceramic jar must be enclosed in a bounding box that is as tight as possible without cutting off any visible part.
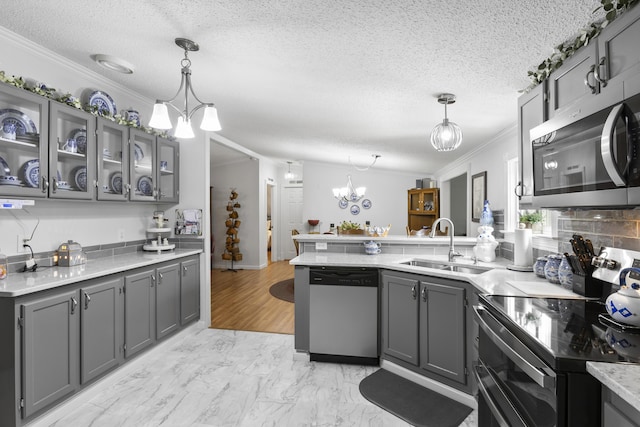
[544,254,562,284]
[558,256,573,289]
[534,257,547,278]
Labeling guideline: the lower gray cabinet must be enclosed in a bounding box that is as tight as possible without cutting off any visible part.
[419,280,465,383]
[180,257,200,325]
[20,290,79,419]
[80,277,124,384]
[381,270,471,391]
[124,268,156,358]
[381,273,419,364]
[603,386,640,427]
[156,262,180,339]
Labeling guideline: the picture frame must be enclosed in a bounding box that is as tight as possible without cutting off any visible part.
[471,171,487,223]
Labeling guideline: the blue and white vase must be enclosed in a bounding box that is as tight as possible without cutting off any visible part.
[534,257,547,278]
[558,256,573,290]
[544,254,562,284]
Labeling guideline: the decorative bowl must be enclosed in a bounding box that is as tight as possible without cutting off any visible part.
[308,219,320,226]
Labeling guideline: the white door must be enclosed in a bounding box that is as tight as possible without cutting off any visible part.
[281,186,304,259]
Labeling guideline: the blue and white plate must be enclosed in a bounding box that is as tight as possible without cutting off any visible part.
[19,159,40,187]
[109,171,122,194]
[362,199,372,209]
[87,90,117,116]
[72,166,87,191]
[137,175,153,196]
[350,205,360,215]
[69,129,87,154]
[0,108,37,135]
[0,156,10,175]
[134,144,144,162]
[338,199,348,209]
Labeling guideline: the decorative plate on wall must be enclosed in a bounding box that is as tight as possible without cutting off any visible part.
[338,199,348,209]
[362,199,372,209]
[350,205,360,215]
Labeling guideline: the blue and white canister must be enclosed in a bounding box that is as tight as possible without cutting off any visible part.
[558,255,573,290]
[544,254,562,284]
[534,257,547,278]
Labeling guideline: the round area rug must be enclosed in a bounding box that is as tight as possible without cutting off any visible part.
[269,278,294,303]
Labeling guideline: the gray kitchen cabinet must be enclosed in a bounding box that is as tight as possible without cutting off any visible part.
[96,117,130,201]
[180,256,200,325]
[516,81,547,205]
[156,262,180,339]
[602,386,640,427]
[419,280,466,384]
[548,43,601,119]
[156,136,179,203]
[20,289,79,419]
[381,272,419,364]
[596,4,640,99]
[129,129,179,203]
[0,82,49,199]
[381,270,473,392]
[80,277,124,384]
[124,268,156,358]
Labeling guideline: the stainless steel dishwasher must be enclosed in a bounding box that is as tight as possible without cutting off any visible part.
[309,267,379,365]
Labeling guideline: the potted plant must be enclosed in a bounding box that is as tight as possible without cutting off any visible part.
[519,211,544,233]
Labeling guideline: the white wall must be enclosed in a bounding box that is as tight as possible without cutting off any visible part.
[435,125,518,236]
[302,161,422,234]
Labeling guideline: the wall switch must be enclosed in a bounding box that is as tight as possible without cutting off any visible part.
[315,242,328,251]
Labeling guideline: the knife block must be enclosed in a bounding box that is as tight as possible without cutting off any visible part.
[572,269,602,298]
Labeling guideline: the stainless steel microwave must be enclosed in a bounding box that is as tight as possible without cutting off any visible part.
[529,92,640,208]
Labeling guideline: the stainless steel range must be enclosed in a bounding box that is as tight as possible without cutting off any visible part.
[474,247,640,427]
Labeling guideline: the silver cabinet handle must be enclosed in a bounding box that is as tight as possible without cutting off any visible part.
[421,286,427,302]
[183,266,188,274]
[159,272,163,282]
[52,177,58,192]
[71,296,78,314]
[42,176,49,193]
[411,284,417,300]
[151,274,156,287]
[594,56,607,86]
[84,292,91,309]
[584,64,597,94]
[601,102,629,187]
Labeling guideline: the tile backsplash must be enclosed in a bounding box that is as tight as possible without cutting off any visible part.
[557,209,640,254]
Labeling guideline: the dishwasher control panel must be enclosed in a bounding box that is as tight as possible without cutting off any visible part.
[310,267,379,286]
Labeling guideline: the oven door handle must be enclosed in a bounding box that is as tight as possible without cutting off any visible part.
[474,306,555,389]
[601,102,630,187]
[474,364,527,427]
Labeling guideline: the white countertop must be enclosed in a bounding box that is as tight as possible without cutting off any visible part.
[290,252,573,297]
[292,233,480,245]
[0,249,202,297]
[587,362,640,412]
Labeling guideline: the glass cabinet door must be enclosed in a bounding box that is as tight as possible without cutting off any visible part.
[157,137,179,203]
[49,102,96,200]
[97,118,129,201]
[0,83,49,198]
[129,128,155,202]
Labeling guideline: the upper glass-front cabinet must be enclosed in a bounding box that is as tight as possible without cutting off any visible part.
[97,118,129,201]
[49,102,96,200]
[129,128,156,202]
[157,137,179,203]
[0,83,49,198]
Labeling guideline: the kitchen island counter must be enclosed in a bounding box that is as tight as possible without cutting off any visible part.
[0,249,202,297]
[587,362,640,413]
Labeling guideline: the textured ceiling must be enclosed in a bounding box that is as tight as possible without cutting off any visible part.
[0,1,605,173]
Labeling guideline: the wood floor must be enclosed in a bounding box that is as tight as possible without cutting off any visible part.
[210,259,295,334]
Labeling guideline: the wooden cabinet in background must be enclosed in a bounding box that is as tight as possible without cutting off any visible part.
[407,188,439,232]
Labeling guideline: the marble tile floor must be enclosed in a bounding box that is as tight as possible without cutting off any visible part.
[29,326,477,427]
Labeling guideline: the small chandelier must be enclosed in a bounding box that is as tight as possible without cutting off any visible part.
[332,175,366,202]
[149,38,221,138]
[284,161,294,179]
[430,93,462,152]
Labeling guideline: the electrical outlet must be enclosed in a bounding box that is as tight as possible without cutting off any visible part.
[118,229,125,241]
[17,235,28,253]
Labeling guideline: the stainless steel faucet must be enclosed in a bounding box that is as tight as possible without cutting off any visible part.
[429,217,463,262]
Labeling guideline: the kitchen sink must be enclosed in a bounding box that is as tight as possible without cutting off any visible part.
[400,259,490,275]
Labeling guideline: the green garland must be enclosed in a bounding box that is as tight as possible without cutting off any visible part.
[0,70,171,138]
[524,0,639,92]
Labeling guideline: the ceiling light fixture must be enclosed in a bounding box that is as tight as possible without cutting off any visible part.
[333,175,366,202]
[349,154,381,171]
[149,38,221,139]
[430,93,462,152]
[285,161,294,179]
[92,54,135,74]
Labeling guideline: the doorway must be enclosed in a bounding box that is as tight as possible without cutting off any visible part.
[266,181,275,263]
